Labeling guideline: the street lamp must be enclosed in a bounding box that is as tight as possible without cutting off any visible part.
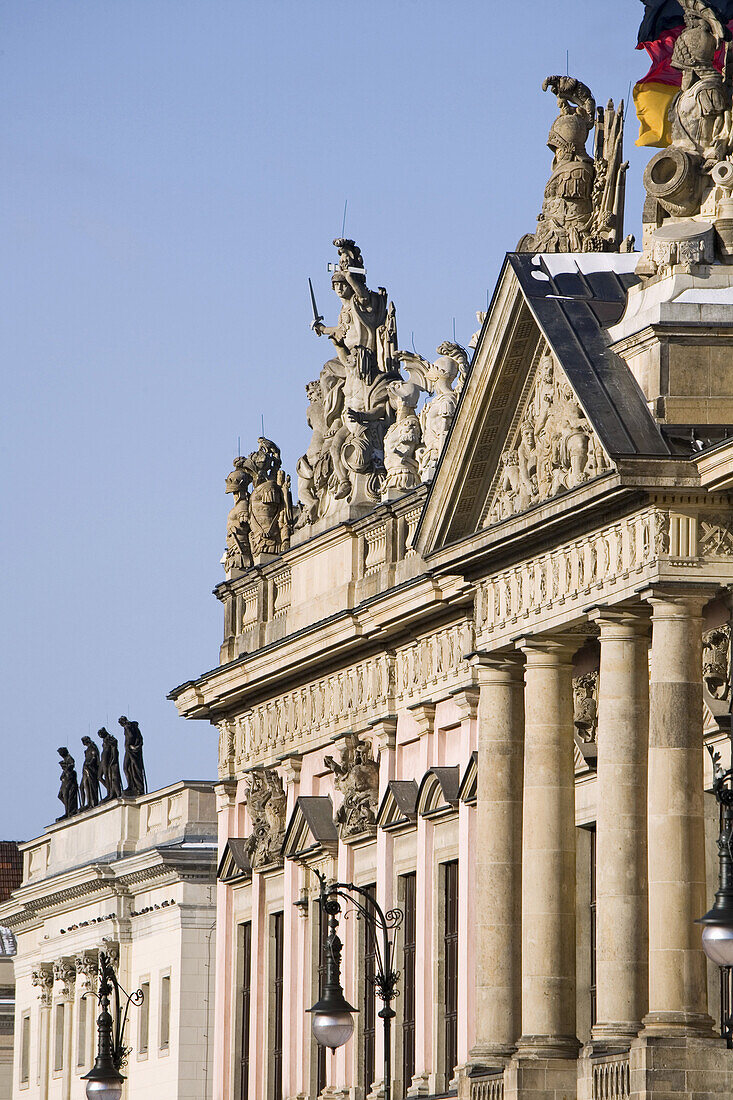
[308,870,402,1100]
[698,742,733,1046]
[81,950,144,1099]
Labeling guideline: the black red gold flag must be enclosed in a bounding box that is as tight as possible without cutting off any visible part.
[635,1,733,147]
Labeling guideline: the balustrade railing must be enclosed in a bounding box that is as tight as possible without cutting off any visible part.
[469,1072,504,1100]
[592,1054,630,1100]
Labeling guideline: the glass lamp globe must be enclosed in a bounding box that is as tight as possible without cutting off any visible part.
[84,1080,124,1100]
[311,1009,355,1051]
[702,922,733,967]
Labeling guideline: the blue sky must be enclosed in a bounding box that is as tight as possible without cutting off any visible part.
[1,0,652,838]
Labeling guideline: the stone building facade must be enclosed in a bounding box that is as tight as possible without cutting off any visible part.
[0,782,217,1100]
[170,33,733,1100]
[0,844,23,1100]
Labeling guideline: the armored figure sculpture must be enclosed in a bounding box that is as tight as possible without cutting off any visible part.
[79,735,101,810]
[670,1,730,166]
[57,747,79,817]
[301,239,401,516]
[223,439,293,574]
[244,769,287,869]
[97,728,122,801]
[519,76,629,253]
[396,342,468,482]
[324,736,380,838]
[119,715,147,796]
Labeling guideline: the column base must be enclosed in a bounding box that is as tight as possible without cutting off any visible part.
[591,1021,642,1049]
[641,1010,716,1038]
[514,1034,581,1059]
[505,1051,578,1100]
[405,1072,430,1096]
[468,1041,516,1065]
[629,1031,733,1098]
[366,1078,385,1100]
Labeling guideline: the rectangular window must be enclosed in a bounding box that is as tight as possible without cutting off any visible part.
[239,922,252,1100]
[53,1003,65,1073]
[138,981,150,1055]
[159,974,171,1050]
[20,1013,30,1084]
[362,884,377,1096]
[76,996,87,1067]
[401,872,417,1093]
[271,912,284,1100]
[590,824,597,1030]
[443,860,459,1084]
[316,902,327,1096]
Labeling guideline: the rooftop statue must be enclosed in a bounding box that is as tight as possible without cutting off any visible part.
[299,239,400,521]
[97,727,122,801]
[57,747,79,818]
[119,715,147,797]
[223,438,294,575]
[79,735,101,811]
[640,2,733,271]
[519,76,630,253]
[396,342,468,482]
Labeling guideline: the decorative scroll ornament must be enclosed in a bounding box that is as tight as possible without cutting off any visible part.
[75,951,99,995]
[518,76,630,254]
[488,350,610,524]
[573,672,599,744]
[244,768,287,869]
[32,965,54,1007]
[223,439,294,576]
[703,623,732,705]
[324,735,380,838]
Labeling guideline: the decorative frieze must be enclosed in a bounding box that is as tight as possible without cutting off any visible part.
[231,618,473,769]
[270,570,291,617]
[476,507,733,643]
[53,958,76,999]
[364,524,388,575]
[75,951,98,994]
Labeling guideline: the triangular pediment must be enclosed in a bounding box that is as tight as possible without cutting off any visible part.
[282,796,338,861]
[416,253,669,557]
[376,780,418,832]
[217,839,252,884]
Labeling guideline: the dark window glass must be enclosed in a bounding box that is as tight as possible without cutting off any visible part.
[240,922,252,1100]
[363,884,377,1094]
[272,912,284,1100]
[401,872,417,1094]
[316,902,327,1095]
[590,824,597,1029]
[444,860,459,1083]
[53,1003,65,1073]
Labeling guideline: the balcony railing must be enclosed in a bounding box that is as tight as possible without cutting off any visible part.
[469,1072,504,1100]
[592,1054,630,1100]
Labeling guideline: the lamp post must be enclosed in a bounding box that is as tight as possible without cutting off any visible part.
[699,742,733,1047]
[308,869,402,1100]
[81,950,144,1099]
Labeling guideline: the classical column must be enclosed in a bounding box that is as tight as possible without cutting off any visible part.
[469,655,524,1065]
[590,608,650,1046]
[643,591,714,1035]
[368,717,397,1100]
[516,637,578,1057]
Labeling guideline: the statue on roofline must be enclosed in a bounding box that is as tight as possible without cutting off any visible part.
[222,438,294,575]
[119,715,147,797]
[57,747,79,818]
[518,75,631,253]
[79,736,100,810]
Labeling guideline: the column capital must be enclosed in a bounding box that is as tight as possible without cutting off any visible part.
[407,700,435,738]
[639,585,718,618]
[515,633,579,665]
[470,650,524,685]
[449,684,480,722]
[276,753,302,786]
[214,779,238,812]
[368,714,398,753]
[588,603,651,637]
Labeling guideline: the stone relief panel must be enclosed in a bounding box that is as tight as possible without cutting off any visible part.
[324,735,380,839]
[244,768,287,869]
[573,672,598,744]
[703,619,733,721]
[487,348,611,525]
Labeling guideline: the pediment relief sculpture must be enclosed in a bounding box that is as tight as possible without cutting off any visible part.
[223,438,294,577]
[324,735,380,839]
[486,350,610,525]
[518,76,630,254]
[244,768,287,869]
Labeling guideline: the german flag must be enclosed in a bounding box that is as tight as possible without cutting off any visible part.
[634,1,733,147]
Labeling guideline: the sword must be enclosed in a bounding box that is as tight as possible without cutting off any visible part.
[308,278,324,331]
